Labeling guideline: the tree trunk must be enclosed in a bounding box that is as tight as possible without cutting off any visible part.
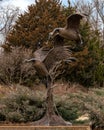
[31,81,72,126]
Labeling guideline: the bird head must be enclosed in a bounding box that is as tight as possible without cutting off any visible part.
[49,28,60,40]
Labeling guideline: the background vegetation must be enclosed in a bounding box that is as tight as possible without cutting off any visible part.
[0,0,104,128]
[0,84,104,128]
[0,0,104,87]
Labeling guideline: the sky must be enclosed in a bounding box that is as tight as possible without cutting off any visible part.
[0,0,69,11]
[0,0,35,11]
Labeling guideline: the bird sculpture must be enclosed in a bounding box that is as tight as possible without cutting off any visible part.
[24,34,76,88]
[24,19,78,125]
[49,13,86,44]
[24,34,76,125]
[43,35,76,71]
[24,58,51,88]
[24,13,83,126]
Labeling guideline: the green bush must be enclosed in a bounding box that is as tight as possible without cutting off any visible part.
[0,112,6,121]
[0,85,104,127]
[55,88,104,126]
[57,104,79,122]
[0,86,45,123]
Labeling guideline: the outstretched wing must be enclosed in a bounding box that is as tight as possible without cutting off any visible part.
[33,47,50,62]
[43,46,72,72]
[66,13,85,31]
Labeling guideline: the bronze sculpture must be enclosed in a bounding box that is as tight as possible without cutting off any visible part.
[24,13,85,126]
[25,37,76,125]
[24,58,51,88]
[49,13,86,44]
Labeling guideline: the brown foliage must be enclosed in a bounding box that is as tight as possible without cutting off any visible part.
[0,47,36,86]
[4,0,74,51]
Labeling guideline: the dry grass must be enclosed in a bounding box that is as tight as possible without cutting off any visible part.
[0,85,15,97]
[53,82,88,96]
[0,82,87,97]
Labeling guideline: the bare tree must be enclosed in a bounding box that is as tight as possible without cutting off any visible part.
[93,0,104,46]
[0,5,19,44]
[71,0,94,21]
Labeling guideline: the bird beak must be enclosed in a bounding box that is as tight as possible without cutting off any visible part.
[48,32,54,40]
[48,29,59,40]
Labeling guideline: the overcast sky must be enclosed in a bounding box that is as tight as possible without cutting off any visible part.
[0,0,69,11]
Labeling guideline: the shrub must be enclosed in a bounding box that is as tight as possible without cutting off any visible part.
[57,103,79,122]
[0,85,45,123]
[0,47,37,87]
[0,84,104,126]
[55,88,104,126]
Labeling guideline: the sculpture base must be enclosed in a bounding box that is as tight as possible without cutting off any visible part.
[30,113,72,126]
[0,126,90,130]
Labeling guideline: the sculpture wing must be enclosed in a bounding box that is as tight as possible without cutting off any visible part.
[34,35,64,63]
[33,60,49,77]
[66,13,84,31]
[34,47,50,62]
[43,46,72,72]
